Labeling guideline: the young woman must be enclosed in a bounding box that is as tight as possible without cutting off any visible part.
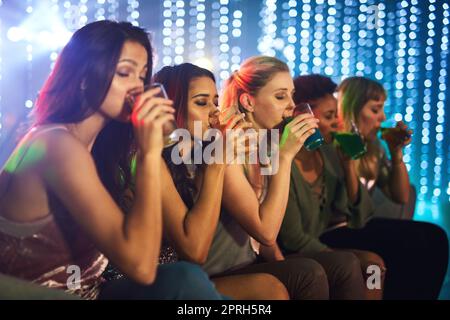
[319,76,449,299]
[214,57,371,300]
[0,20,224,300]
[278,74,385,299]
[151,63,289,300]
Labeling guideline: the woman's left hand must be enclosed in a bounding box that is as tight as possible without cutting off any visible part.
[384,121,412,161]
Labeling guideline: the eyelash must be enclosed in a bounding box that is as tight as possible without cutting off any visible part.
[116,72,146,82]
[196,101,207,106]
[117,72,129,78]
[195,100,219,107]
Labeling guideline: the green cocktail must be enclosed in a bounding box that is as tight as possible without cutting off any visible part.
[332,132,367,160]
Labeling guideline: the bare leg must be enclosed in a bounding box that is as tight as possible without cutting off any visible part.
[212,273,289,300]
[347,249,386,300]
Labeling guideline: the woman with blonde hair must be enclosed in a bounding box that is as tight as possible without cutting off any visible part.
[203,56,367,300]
[338,76,412,218]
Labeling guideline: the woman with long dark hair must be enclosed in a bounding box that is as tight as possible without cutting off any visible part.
[152,63,290,300]
[0,20,224,300]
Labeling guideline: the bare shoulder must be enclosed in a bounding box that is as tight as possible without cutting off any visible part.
[29,129,96,177]
[39,129,90,159]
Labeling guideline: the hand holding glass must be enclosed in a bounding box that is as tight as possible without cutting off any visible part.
[332,120,367,160]
[380,119,412,144]
[126,82,178,148]
[291,103,324,151]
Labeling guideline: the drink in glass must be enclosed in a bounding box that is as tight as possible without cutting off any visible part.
[126,82,178,148]
[332,120,367,159]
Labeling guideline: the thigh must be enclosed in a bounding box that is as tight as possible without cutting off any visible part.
[212,273,289,300]
[215,258,329,300]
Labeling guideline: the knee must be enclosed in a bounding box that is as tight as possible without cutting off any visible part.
[301,259,328,284]
[354,251,386,280]
[330,252,362,277]
[300,259,329,299]
[293,259,329,296]
[256,274,289,300]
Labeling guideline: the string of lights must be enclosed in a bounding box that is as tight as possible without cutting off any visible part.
[311,0,324,75]
[441,2,450,203]
[298,0,310,74]
[107,0,119,21]
[419,0,436,203]
[230,6,242,72]
[401,0,419,178]
[187,0,200,63]
[382,4,395,114]
[436,1,449,203]
[95,0,106,21]
[127,0,140,26]
[209,1,221,75]
[0,0,448,205]
[173,0,185,65]
[326,0,338,78]
[218,0,230,82]
[281,0,296,73]
[0,0,3,139]
[374,1,385,82]
[257,0,277,58]
[25,0,34,111]
[162,0,173,66]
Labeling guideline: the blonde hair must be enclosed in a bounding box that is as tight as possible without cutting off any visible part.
[220,56,290,115]
[337,76,387,180]
[220,56,289,170]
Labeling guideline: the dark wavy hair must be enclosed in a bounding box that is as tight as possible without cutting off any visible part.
[153,63,216,208]
[293,74,337,107]
[34,20,153,207]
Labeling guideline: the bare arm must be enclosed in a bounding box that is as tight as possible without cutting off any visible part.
[258,243,285,262]
[42,133,162,285]
[387,153,410,204]
[161,161,225,264]
[385,121,412,204]
[222,156,292,246]
[161,113,250,264]
[42,88,173,285]
[222,114,320,246]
